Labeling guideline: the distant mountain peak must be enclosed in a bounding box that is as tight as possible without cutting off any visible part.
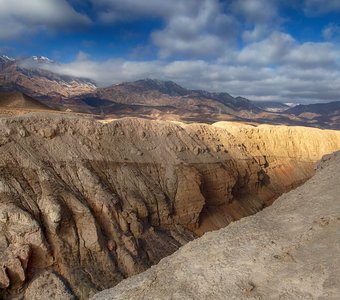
[134,78,186,88]
[0,54,96,98]
[31,56,54,64]
[117,78,190,97]
[0,54,15,61]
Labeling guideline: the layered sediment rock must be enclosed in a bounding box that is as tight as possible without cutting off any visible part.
[0,115,340,299]
[93,151,340,300]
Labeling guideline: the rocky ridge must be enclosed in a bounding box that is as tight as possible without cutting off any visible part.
[69,79,340,129]
[0,115,340,299]
[1,55,339,129]
[0,55,96,100]
[93,150,340,300]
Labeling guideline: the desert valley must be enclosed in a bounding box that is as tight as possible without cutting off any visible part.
[1,1,340,299]
[0,54,339,299]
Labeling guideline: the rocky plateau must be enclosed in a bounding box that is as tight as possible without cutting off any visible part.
[0,114,340,299]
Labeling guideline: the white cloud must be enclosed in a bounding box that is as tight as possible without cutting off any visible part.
[90,0,198,22]
[91,0,238,58]
[285,42,338,68]
[323,23,340,40]
[152,1,237,58]
[231,0,280,42]
[231,0,277,23]
[38,38,340,104]
[76,51,90,61]
[2,0,340,104]
[242,24,270,43]
[152,0,238,57]
[237,32,339,70]
[0,0,91,39]
[238,32,295,65]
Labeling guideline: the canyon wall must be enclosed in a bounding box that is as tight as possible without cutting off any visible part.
[93,151,340,300]
[1,115,340,299]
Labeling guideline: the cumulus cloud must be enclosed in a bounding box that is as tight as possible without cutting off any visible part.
[238,32,295,65]
[285,42,339,69]
[230,0,280,42]
[2,0,340,104]
[90,0,197,22]
[323,23,340,41]
[152,0,238,58]
[0,0,91,39]
[237,32,339,70]
[231,0,277,23]
[90,0,238,58]
[41,54,163,86]
[39,38,340,104]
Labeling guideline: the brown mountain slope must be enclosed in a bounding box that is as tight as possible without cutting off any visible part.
[284,101,340,129]
[93,150,340,300]
[0,92,51,110]
[0,55,96,99]
[76,79,340,129]
[80,79,261,116]
[1,115,340,299]
[1,54,339,129]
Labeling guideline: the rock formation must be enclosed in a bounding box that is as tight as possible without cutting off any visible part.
[93,150,340,300]
[0,114,340,299]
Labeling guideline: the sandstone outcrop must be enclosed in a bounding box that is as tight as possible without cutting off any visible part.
[0,115,340,299]
[93,151,340,300]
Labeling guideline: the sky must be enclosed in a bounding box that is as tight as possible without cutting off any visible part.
[0,0,340,103]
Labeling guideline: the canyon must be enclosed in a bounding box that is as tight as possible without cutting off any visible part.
[93,150,340,300]
[1,3,339,298]
[0,62,340,299]
[1,113,340,299]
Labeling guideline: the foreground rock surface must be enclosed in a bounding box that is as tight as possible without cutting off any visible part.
[0,114,340,299]
[93,151,340,300]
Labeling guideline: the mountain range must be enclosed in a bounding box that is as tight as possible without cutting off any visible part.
[0,54,339,129]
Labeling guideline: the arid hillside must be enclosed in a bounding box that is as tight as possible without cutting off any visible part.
[0,92,53,116]
[0,92,49,109]
[0,115,340,299]
[0,55,96,99]
[93,150,340,300]
[1,56,339,129]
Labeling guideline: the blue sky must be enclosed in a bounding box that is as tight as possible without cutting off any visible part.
[0,0,340,103]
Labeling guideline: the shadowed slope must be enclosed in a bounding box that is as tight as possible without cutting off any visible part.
[93,151,340,300]
[0,92,52,110]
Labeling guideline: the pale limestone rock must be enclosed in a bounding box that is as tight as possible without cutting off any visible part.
[0,244,30,289]
[25,271,76,300]
[0,115,340,299]
[92,151,340,300]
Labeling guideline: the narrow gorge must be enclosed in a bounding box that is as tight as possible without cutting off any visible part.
[1,114,340,299]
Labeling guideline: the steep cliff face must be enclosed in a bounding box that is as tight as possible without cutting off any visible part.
[0,115,340,299]
[93,151,340,300]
